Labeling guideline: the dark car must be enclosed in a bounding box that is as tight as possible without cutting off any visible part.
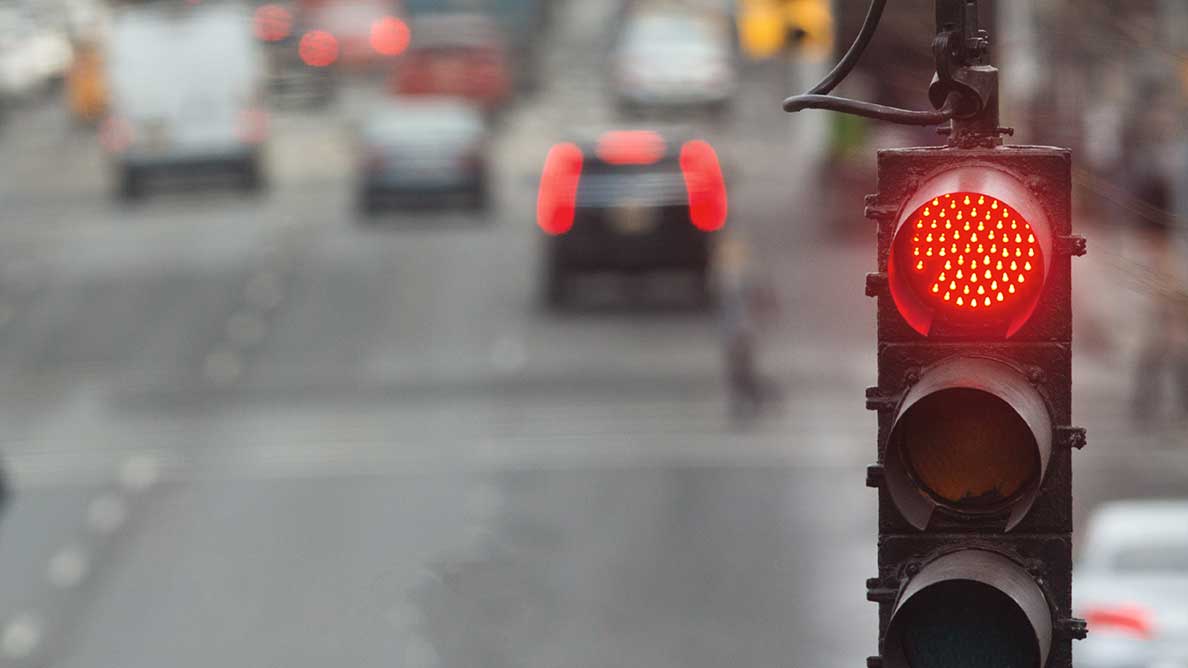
[536,130,727,306]
[356,97,490,214]
[103,4,267,199]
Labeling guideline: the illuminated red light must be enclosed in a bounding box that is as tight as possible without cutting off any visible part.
[370,16,410,56]
[596,130,666,165]
[679,140,727,232]
[537,143,583,236]
[902,192,1042,314]
[300,30,339,68]
[253,4,293,42]
[1082,605,1154,639]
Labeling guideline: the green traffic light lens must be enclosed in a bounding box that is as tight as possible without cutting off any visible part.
[898,388,1039,510]
[897,580,1039,668]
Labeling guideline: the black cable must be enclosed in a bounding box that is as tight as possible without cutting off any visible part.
[783,95,955,126]
[806,0,886,96]
[782,0,957,127]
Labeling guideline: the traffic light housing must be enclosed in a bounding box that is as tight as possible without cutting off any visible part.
[863,145,1087,668]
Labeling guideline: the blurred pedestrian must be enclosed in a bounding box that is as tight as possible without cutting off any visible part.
[714,237,779,422]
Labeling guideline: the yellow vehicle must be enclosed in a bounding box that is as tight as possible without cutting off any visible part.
[737,0,833,61]
[67,43,108,123]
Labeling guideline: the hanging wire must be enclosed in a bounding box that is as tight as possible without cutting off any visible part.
[782,0,957,126]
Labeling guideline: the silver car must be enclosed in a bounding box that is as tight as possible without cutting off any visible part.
[356,97,490,214]
[1076,500,1188,668]
[612,9,736,118]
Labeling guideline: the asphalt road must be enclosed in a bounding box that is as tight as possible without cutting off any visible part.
[0,2,1184,667]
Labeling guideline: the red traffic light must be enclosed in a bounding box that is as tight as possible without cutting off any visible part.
[888,168,1052,338]
[884,357,1051,531]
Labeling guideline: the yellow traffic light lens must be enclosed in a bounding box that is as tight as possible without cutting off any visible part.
[897,388,1039,509]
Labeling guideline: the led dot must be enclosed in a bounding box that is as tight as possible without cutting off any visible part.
[971,233,978,243]
[949,281,957,290]
[1024,262,1032,272]
[963,286,970,295]
[944,261,952,271]
[938,211,945,219]
[939,248,947,257]
[996,221,1004,230]
[954,231,961,240]
[971,260,979,270]
[977,285,986,295]
[914,248,921,256]
[945,221,953,230]
[938,273,947,281]
[1016,248,1023,257]
[1028,248,1035,257]
[1004,210,1010,219]
[926,248,934,257]
[978,196,985,205]
[971,299,978,309]
[1018,274,1026,283]
[916,261,924,270]
[951,244,958,253]
[985,211,992,220]
[957,256,965,266]
[992,200,999,210]
[933,198,939,206]
[997,292,1005,302]
[965,245,972,253]
[991,281,998,290]
[984,270,992,279]
[963,196,971,205]
[924,208,931,216]
[1009,285,1016,294]
[1002,248,1010,257]
[963,222,971,232]
[977,222,985,231]
[957,211,964,221]
[984,297,992,306]
[971,273,979,283]
[1010,261,1018,271]
[1011,221,1019,230]
[1001,273,1010,282]
[996,260,1003,270]
[989,232,996,240]
[944,291,951,301]
[956,269,964,279]
[950,201,957,209]
[1014,233,1023,243]
[957,297,964,306]
[1027,234,1035,243]
[932,284,940,293]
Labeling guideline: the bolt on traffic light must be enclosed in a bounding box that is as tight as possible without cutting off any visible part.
[864,146,1087,668]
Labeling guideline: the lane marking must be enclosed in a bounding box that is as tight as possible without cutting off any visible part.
[87,494,127,534]
[243,272,283,312]
[119,453,160,493]
[203,349,243,386]
[46,546,89,589]
[1,612,42,660]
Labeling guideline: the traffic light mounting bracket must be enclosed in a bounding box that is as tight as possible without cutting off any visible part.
[783,0,1009,146]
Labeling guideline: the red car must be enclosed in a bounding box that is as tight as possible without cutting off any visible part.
[392,14,512,113]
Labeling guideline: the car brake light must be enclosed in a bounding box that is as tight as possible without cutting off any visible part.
[1082,605,1155,640]
[253,4,293,42]
[537,143,583,236]
[238,108,270,145]
[300,30,339,68]
[680,140,727,232]
[370,16,410,56]
[100,116,133,153]
[596,130,665,165]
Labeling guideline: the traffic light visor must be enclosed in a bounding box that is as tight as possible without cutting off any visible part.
[885,357,1052,530]
[888,169,1053,337]
[885,550,1052,668]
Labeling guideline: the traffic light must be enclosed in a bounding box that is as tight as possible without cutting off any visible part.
[737,0,833,61]
[863,146,1088,668]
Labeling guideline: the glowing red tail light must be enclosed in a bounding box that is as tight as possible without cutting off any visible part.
[596,130,665,165]
[254,4,293,42]
[238,108,270,145]
[1082,605,1154,640]
[370,16,410,56]
[100,116,133,154]
[300,30,339,68]
[679,140,727,232]
[537,143,583,236]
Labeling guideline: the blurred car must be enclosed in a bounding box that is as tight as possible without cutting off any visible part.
[356,97,489,214]
[255,4,338,109]
[392,14,511,114]
[612,8,737,118]
[297,0,406,70]
[536,130,727,306]
[401,0,548,91]
[0,6,74,103]
[103,3,267,199]
[1075,500,1188,668]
